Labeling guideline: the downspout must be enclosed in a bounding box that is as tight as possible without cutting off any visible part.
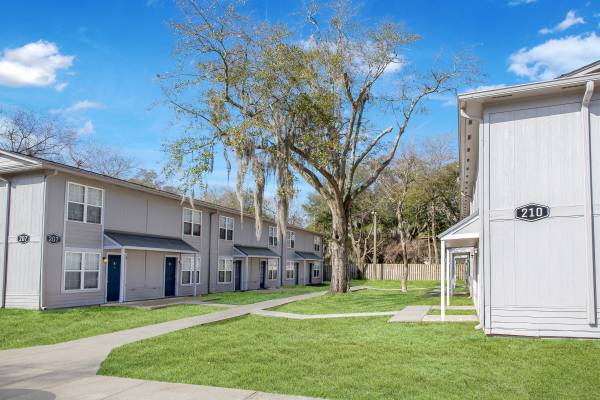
[581,80,596,325]
[0,177,10,308]
[207,211,215,294]
[38,172,52,310]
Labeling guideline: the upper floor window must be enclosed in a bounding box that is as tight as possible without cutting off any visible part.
[219,216,234,240]
[67,182,103,224]
[183,208,202,237]
[314,236,321,252]
[64,251,100,291]
[287,230,295,249]
[268,226,278,247]
[267,259,278,280]
[181,254,199,285]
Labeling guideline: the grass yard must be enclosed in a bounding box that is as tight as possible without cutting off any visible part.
[273,280,472,314]
[199,284,328,305]
[99,315,600,400]
[0,304,218,350]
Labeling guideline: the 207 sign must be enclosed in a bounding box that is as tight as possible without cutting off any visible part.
[515,204,550,222]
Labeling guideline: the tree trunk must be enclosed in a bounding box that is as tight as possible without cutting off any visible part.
[427,233,432,264]
[330,208,349,293]
[400,230,409,292]
[431,204,439,263]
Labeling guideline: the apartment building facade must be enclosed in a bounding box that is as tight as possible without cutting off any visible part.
[0,150,323,309]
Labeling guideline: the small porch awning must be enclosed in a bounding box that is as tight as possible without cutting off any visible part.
[103,230,199,253]
[438,212,479,248]
[233,245,279,258]
[294,251,323,261]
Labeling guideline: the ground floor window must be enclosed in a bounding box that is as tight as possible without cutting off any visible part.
[312,263,321,279]
[64,251,100,291]
[285,261,295,280]
[268,259,278,280]
[181,255,200,285]
[218,258,233,284]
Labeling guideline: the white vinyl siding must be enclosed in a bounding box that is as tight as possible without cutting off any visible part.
[67,182,103,224]
[219,216,233,240]
[287,231,295,249]
[183,208,201,237]
[286,261,295,280]
[267,259,278,280]
[218,257,233,283]
[64,251,101,291]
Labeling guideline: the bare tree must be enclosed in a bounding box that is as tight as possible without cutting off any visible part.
[69,143,134,178]
[0,109,76,159]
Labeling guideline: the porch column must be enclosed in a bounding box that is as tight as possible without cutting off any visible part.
[119,248,126,303]
[245,257,249,290]
[440,240,446,321]
[193,252,198,297]
[446,252,451,306]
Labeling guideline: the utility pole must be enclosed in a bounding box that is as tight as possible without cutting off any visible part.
[372,211,380,280]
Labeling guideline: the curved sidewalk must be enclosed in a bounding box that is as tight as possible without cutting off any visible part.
[0,291,328,400]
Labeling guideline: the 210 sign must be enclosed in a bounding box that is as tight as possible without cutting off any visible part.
[515,204,550,222]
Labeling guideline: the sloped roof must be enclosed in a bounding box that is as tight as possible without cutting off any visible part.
[104,230,198,253]
[294,251,323,261]
[233,245,279,258]
[558,60,600,78]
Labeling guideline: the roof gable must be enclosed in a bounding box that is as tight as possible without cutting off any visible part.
[558,60,600,78]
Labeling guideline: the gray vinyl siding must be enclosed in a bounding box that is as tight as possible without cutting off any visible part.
[125,250,165,301]
[481,93,600,338]
[3,174,45,309]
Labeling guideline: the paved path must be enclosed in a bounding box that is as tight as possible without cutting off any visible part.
[253,309,397,319]
[0,291,328,400]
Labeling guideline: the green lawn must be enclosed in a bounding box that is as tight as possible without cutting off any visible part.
[199,284,328,305]
[0,304,218,350]
[99,315,600,400]
[273,280,472,314]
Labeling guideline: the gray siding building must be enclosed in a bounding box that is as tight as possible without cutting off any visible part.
[440,61,600,338]
[0,151,323,309]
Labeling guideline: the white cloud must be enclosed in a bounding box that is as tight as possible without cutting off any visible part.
[508,32,600,80]
[77,120,94,136]
[539,10,585,34]
[50,100,103,114]
[54,82,68,92]
[0,40,74,87]
[508,0,536,6]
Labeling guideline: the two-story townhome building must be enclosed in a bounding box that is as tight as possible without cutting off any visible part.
[0,150,323,310]
[439,60,600,338]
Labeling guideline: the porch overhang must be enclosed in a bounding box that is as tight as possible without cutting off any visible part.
[233,245,279,258]
[438,213,479,248]
[293,251,323,261]
[103,230,199,253]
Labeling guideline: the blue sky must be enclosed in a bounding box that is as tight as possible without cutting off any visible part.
[1,0,599,205]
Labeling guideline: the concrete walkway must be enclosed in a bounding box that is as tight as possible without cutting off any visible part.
[0,291,328,400]
[253,309,397,320]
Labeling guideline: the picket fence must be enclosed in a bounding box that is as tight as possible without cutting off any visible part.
[323,263,467,281]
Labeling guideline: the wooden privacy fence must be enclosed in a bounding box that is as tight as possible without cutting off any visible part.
[323,263,467,281]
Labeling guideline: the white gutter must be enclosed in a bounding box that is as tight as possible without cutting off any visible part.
[581,81,596,325]
[0,177,10,308]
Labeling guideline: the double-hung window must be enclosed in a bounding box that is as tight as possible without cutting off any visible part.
[286,261,295,280]
[218,258,233,283]
[183,208,202,237]
[64,251,100,291]
[287,231,295,249]
[67,182,103,224]
[312,263,321,279]
[268,226,278,247]
[181,255,199,285]
[314,236,321,252]
[219,216,233,240]
[267,259,278,280]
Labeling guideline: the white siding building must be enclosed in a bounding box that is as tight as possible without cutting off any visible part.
[440,61,600,338]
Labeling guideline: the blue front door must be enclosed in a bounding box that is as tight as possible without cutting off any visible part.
[260,261,266,289]
[294,263,299,285]
[106,255,121,302]
[234,261,242,291]
[164,257,177,297]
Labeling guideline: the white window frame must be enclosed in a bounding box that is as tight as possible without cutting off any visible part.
[314,236,321,252]
[66,182,104,225]
[219,216,234,241]
[285,261,295,280]
[287,230,296,249]
[312,263,321,279]
[267,259,278,280]
[183,208,202,237]
[63,250,102,292]
[181,254,200,286]
[217,257,233,284]
[268,226,278,247]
